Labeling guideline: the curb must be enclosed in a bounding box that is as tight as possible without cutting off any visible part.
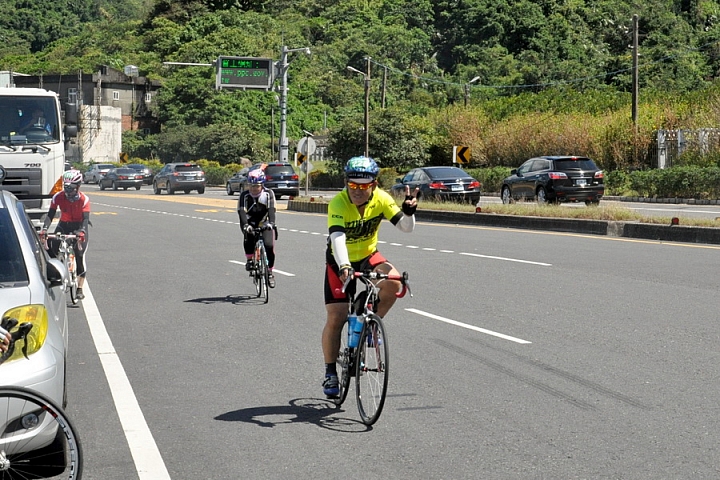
[287,200,720,246]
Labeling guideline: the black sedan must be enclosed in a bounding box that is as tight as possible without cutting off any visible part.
[390,166,481,203]
[501,155,604,205]
[226,168,249,195]
[99,168,143,191]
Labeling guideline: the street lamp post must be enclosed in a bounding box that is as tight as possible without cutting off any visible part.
[347,63,370,157]
[277,45,311,163]
[464,76,481,107]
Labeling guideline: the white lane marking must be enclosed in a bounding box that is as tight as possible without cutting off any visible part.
[406,308,532,344]
[82,284,171,479]
[460,252,552,266]
[229,260,295,277]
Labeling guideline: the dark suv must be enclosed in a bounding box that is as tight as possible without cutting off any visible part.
[153,163,206,195]
[501,155,604,205]
[249,163,299,199]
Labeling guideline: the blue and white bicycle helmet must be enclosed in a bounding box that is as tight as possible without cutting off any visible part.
[344,156,379,182]
[247,169,266,184]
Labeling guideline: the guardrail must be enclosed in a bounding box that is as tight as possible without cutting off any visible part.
[287,200,720,245]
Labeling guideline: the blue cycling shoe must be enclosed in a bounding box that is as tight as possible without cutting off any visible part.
[323,375,340,398]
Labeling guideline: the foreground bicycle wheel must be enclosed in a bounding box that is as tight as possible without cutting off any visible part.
[332,319,351,406]
[0,386,83,479]
[355,315,389,425]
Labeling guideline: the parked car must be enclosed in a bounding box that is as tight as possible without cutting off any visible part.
[248,163,300,199]
[153,162,206,195]
[390,166,482,204]
[0,189,69,457]
[501,155,604,205]
[126,163,154,185]
[83,163,114,184]
[226,167,250,195]
[99,167,143,191]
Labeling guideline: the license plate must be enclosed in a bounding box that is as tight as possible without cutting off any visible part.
[451,184,463,191]
[278,184,286,188]
[575,179,587,186]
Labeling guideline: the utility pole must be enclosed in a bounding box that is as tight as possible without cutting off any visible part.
[277,45,311,163]
[347,59,371,158]
[631,14,639,130]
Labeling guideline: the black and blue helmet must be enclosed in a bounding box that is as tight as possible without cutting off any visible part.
[344,156,379,181]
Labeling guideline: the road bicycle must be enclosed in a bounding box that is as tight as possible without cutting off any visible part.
[332,270,411,425]
[0,322,84,479]
[45,233,80,305]
[247,226,271,304]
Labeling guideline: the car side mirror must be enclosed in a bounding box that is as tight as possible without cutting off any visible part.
[395,178,402,184]
[511,169,518,175]
[47,258,67,288]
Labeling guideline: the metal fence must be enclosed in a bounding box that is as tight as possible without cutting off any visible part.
[655,128,720,168]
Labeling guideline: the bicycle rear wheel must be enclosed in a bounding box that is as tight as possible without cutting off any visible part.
[355,315,389,425]
[0,386,83,479]
[332,318,352,406]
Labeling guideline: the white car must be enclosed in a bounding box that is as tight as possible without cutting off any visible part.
[0,189,69,460]
[83,163,114,184]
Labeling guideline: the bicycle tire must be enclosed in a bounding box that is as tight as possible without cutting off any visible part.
[258,243,269,304]
[332,318,351,406]
[68,247,78,305]
[0,386,83,479]
[355,315,389,425]
[252,243,262,298]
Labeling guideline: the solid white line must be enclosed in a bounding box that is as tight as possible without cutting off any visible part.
[460,252,552,266]
[406,308,532,344]
[228,260,295,277]
[81,284,172,479]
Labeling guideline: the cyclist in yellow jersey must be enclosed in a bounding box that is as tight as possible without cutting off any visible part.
[322,156,418,397]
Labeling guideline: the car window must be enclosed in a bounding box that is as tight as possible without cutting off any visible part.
[115,168,136,174]
[531,159,550,171]
[427,167,469,178]
[517,161,534,174]
[265,165,295,175]
[554,158,598,170]
[175,165,202,172]
[402,171,414,182]
[15,199,46,276]
[0,208,29,284]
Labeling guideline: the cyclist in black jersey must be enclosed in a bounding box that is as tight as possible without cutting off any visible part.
[238,168,278,288]
[321,156,418,397]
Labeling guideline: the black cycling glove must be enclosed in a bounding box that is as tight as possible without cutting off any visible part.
[402,195,417,216]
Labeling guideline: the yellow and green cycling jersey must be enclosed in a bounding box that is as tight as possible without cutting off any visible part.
[327,188,403,262]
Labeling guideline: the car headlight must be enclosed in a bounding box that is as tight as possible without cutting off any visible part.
[1,305,49,364]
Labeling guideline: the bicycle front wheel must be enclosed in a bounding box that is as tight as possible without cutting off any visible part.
[0,386,83,479]
[355,315,389,425]
[67,250,78,305]
[257,244,269,304]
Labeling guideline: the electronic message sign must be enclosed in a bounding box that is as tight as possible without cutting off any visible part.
[215,56,273,90]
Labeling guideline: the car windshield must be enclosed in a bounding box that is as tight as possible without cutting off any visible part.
[554,159,598,170]
[427,167,471,178]
[0,96,61,145]
[96,164,114,170]
[0,208,29,284]
[176,165,202,172]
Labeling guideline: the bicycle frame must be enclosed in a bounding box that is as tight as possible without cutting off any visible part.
[250,227,270,303]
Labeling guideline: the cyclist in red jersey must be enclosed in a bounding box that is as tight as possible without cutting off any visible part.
[40,169,91,300]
